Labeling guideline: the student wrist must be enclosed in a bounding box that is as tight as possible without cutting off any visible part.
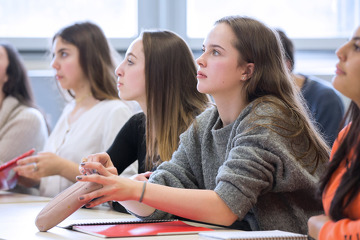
[132,180,147,202]
[139,181,147,203]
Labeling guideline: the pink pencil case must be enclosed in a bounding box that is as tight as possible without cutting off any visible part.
[35,181,102,231]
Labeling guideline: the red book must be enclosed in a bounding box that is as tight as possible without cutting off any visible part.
[0,149,35,190]
[72,220,213,238]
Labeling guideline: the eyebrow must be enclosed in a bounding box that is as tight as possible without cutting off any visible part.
[352,36,360,41]
[203,44,226,51]
[56,48,69,53]
[126,52,137,58]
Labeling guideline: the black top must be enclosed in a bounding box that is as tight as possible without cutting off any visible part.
[107,112,146,174]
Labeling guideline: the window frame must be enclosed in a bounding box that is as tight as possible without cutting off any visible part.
[0,0,352,52]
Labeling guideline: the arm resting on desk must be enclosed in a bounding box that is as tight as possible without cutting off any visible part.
[76,162,238,226]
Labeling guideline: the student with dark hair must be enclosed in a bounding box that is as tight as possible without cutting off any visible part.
[308,26,360,240]
[77,16,329,234]
[14,22,136,197]
[0,42,48,165]
[276,29,344,146]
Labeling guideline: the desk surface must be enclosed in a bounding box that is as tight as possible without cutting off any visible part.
[0,191,227,240]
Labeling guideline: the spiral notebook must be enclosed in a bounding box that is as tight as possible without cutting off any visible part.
[57,218,177,229]
[58,218,213,238]
[199,230,307,240]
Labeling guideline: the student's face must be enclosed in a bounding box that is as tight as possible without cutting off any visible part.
[333,26,360,106]
[196,23,246,98]
[115,38,146,107]
[0,46,9,89]
[51,37,87,91]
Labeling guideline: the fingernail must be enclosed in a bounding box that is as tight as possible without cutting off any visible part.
[85,204,90,208]
[79,197,84,200]
[76,176,82,180]
[80,162,85,166]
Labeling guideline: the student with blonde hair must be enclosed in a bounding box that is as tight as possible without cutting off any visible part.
[82,29,210,212]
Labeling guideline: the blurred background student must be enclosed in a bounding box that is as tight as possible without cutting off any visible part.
[14,22,136,197]
[0,42,48,165]
[308,26,360,240]
[277,29,344,147]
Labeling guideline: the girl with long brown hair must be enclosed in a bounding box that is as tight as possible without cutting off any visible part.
[14,22,136,197]
[77,16,329,234]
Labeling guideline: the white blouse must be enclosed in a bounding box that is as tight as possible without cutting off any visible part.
[40,99,137,197]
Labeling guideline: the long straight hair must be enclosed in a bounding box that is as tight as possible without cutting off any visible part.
[1,43,36,108]
[142,30,209,170]
[52,22,118,100]
[319,102,360,220]
[215,16,329,170]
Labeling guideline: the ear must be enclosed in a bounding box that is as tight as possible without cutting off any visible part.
[240,63,255,81]
[285,59,292,72]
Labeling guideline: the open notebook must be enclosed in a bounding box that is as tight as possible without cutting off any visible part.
[199,230,307,240]
[58,218,213,238]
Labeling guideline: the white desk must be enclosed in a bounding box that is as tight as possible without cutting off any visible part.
[0,191,226,240]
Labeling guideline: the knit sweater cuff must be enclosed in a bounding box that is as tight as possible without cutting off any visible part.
[214,181,252,220]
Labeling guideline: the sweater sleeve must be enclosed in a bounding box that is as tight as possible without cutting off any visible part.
[0,107,48,164]
[214,124,287,219]
[319,219,360,240]
[214,101,321,221]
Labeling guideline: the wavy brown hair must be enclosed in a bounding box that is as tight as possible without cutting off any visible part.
[52,21,118,100]
[215,16,329,171]
[142,30,209,170]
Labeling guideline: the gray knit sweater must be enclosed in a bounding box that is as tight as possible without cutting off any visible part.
[141,96,326,234]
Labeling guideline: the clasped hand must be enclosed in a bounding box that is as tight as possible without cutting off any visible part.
[77,152,152,208]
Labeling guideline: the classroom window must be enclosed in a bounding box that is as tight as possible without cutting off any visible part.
[187,0,359,39]
[0,0,138,38]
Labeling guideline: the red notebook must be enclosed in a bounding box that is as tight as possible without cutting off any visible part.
[71,220,213,238]
[0,149,35,190]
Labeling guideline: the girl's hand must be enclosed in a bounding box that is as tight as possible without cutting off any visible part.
[79,152,114,175]
[308,214,331,239]
[76,161,141,208]
[14,152,63,179]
